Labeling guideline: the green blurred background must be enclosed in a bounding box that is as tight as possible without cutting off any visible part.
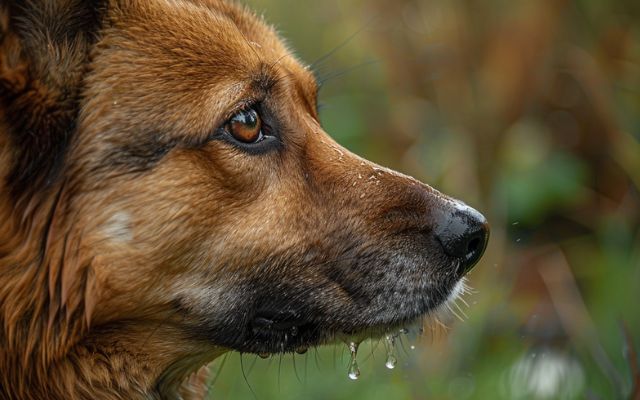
[208,0,640,398]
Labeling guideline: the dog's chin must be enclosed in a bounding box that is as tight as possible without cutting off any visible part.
[207,276,468,356]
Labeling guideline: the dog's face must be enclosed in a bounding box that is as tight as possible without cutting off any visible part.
[2,0,488,380]
[68,0,488,356]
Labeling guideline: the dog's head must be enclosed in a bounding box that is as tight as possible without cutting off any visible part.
[1,0,488,389]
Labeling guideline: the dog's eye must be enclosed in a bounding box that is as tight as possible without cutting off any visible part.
[226,108,263,143]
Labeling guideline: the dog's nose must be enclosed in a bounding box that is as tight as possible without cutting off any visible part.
[434,202,489,275]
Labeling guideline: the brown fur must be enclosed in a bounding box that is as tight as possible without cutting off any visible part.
[0,1,487,399]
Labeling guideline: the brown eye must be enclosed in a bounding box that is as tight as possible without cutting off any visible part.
[227,108,263,143]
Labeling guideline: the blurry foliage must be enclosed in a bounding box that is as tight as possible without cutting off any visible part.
[208,0,640,398]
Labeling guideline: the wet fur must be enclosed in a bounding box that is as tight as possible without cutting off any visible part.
[0,1,480,399]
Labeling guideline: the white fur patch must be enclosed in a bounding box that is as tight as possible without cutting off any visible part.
[446,278,466,304]
[102,211,133,243]
[432,277,469,319]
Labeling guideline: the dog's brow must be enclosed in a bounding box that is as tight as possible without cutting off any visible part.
[252,63,318,115]
[277,65,319,117]
[253,67,279,92]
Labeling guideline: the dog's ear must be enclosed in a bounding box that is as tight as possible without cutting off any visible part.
[0,0,105,198]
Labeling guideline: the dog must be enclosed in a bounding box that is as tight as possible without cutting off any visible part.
[0,0,489,398]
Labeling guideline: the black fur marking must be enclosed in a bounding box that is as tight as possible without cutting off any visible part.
[1,0,105,200]
[98,135,180,176]
[5,113,75,199]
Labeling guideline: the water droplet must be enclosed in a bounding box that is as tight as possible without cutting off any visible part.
[348,366,360,380]
[385,354,397,369]
[290,326,298,336]
[410,345,416,350]
[399,328,408,335]
[385,334,397,370]
[347,341,360,380]
[258,352,270,359]
[386,334,396,347]
[295,347,308,355]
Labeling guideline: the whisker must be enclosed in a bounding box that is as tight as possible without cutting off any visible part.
[360,338,380,363]
[207,352,229,392]
[313,347,322,371]
[317,59,379,86]
[141,308,182,349]
[246,354,259,377]
[398,334,410,358]
[446,303,465,322]
[239,353,258,400]
[453,299,469,319]
[433,315,450,332]
[277,351,283,392]
[267,53,289,74]
[310,16,378,71]
[235,23,263,65]
[292,353,302,384]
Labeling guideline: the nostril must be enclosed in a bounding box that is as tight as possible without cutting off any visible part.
[462,229,488,265]
[467,237,481,255]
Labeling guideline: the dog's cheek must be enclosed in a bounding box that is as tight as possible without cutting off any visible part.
[73,151,280,315]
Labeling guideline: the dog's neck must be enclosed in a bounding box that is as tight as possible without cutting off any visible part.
[59,324,223,400]
[2,309,222,399]
[0,189,222,399]
[0,183,85,390]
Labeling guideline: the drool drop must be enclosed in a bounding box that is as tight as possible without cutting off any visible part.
[385,354,397,369]
[385,334,398,370]
[347,341,361,380]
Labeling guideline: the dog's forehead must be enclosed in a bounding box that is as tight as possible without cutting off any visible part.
[109,0,317,94]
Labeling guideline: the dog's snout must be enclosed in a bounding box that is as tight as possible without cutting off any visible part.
[435,202,489,275]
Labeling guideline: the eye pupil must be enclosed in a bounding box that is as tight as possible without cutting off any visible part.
[228,108,262,143]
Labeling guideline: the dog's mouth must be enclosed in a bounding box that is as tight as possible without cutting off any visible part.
[245,310,317,355]
[232,277,468,356]
[188,223,486,356]
[243,314,410,357]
